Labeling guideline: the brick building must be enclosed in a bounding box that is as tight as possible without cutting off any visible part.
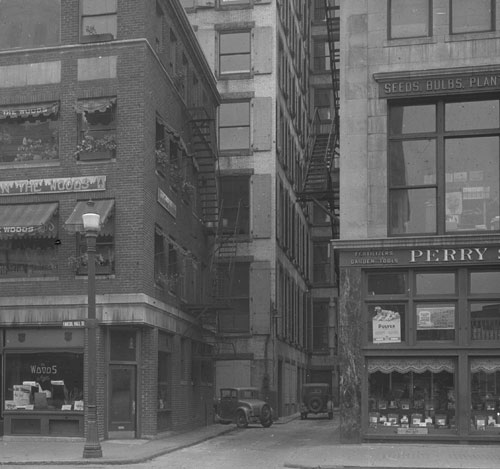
[181,0,340,416]
[336,0,500,443]
[0,0,220,439]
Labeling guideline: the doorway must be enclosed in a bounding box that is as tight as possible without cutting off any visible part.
[108,364,136,438]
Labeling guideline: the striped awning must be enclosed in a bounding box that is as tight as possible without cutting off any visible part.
[0,102,59,119]
[0,203,58,238]
[64,199,114,235]
[74,97,116,114]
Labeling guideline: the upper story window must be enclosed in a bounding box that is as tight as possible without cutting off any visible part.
[75,97,117,161]
[219,101,250,151]
[0,0,60,50]
[81,0,117,42]
[389,0,431,39]
[388,99,500,235]
[313,38,331,72]
[219,31,251,75]
[220,175,250,235]
[0,103,59,164]
[451,0,495,34]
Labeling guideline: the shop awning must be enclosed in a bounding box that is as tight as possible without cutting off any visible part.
[64,199,114,235]
[0,203,58,238]
[368,358,455,374]
[74,97,116,114]
[0,102,59,119]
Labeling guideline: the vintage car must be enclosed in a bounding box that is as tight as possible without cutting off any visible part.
[300,383,334,420]
[215,387,273,428]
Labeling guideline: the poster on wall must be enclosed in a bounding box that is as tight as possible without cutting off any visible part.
[417,306,455,330]
[372,306,401,344]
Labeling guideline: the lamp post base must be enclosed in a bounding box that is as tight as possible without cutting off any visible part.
[83,405,102,458]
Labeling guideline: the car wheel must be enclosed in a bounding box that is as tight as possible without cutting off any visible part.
[260,405,273,428]
[308,396,324,413]
[236,410,248,428]
[328,412,333,420]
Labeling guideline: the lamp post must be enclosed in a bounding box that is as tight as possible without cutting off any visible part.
[82,210,103,458]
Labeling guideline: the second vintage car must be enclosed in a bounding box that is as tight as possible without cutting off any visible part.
[215,387,273,428]
[300,383,334,420]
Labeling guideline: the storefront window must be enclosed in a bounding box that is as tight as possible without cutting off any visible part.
[470,271,500,294]
[367,272,407,295]
[388,99,500,235]
[416,303,456,341]
[4,353,83,411]
[416,272,456,295]
[368,358,456,434]
[470,358,500,432]
[470,302,500,341]
[368,303,406,343]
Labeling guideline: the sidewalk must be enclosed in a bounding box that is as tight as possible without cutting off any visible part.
[0,414,499,468]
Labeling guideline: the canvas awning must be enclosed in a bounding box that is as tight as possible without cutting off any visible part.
[0,102,59,119]
[64,200,114,235]
[74,97,116,114]
[368,358,455,374]
[0,203,58,239]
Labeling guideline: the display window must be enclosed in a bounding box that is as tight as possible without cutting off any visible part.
[4,352,83,411]
[368,358,456,435]
[470,358,500,433]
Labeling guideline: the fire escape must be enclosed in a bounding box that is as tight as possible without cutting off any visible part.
[297,0,340,240]
[184,107,239,354]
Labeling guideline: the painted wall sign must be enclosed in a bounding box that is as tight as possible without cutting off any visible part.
[157,188,177,218]
[376,72,500,98]
[0,176,106,196]
[341,246,500,267]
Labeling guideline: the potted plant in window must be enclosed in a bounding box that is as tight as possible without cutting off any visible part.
[75,133,117,161]
[15,137,58,162]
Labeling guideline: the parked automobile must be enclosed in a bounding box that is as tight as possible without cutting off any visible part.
[300,383,334,420]
[215,387,273,428]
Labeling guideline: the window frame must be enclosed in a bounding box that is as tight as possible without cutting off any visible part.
[218,29,252,77]
[388,0,433,40]
[80,0,117,42]
[388,97,500,236]
[218,100,251,153]
[450,0,495,35]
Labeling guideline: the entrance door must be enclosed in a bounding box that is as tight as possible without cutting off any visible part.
[109,365,136,434]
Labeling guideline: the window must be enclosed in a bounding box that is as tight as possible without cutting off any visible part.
[76,98,117,161]
[470,271,500,341]
[451,0,494,34]
[313,241,331,284]
[81,0,117,40]
[219,101,250,152]
[389,0,431,39]
[76,228,114,275]
[220,0,250,5]
[0,103,59,164]
[219,31,251,75]
[154,226,167,283]
[368,359,456,433]
[220,175,250,234]
[314,0,326,21]
[470,358,500,432]
[314,88,332,123]
[218,262,250,332]
[313,38,331,72]
[388,99,500,235]
[0,0,60,50]
[312,301,329,352]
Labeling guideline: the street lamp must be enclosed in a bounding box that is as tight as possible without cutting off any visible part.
[82,207,103,458]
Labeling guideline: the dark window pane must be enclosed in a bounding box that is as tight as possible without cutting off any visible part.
[471,302,500,341]
[389,140,436,186]
[109,330,136,361]
[390,105,436,134]
[445,137,499,232]
[390,188,436,234]
[367,272,407,295]
[451,0,493,34]
[416,273,456,295]
[446,100,499,131]
[416,304,456,341]
[470,271,500,294]
[390,0,430,38]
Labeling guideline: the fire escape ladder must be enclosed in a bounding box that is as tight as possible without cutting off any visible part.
[325,0,340,133]
[188,106,219,227]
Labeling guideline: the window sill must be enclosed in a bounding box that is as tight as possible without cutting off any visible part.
[80,33,114,44]
[0,276,59,283]
[76,150,115,162]
[0,160,60,169]
[445,30,499,42]
[218,72,252,80]
[384,36,437,48]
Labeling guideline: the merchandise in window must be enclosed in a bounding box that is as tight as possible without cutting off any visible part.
[219,31,251,75]
[0,103,59,164]
[388,99,500,235]
[0,0,60,50]
[368,304,406,344]
[75,98,117,161]
[368,359,456,434]
[416,303,456,341]
[81,0,117,40]
[4,352,83,412]
[389,0,431,39]
[451,0,494,34]
[470,358,500,432]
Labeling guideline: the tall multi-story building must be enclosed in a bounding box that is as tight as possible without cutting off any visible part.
[0,0,221,440]
[336,0,500,443]
[181,0,340,416]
